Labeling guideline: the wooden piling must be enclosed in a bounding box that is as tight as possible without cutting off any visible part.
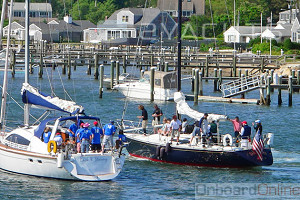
[191,68,195,92]
[218,69,222,91]
[199,71,203,96]
[150,67,155,101]
[245,69,248,77]
[10,50,16,78]
[94,54,99,80]
[39,51,43,78]
[260,58,265,72]
[205,55,209,79]
[110,60,115,89]
[164,62,169,72]
[87,58,92,75]
[123,56,127,73]
[116,61,120,84]
[194,69,199,104]
[233,55,237,77]
[292,70,295,78]
[270,69,274,92]
[238,69,242,78]
[278,75,282,105]
[99,64,104,98]
[62,55,66,75]
[266,76,271,105]
[288,76,293,106]
[213,68,218,91]
[67,53,71,79]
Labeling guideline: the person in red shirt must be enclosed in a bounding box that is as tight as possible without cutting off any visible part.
[230,116,242,139]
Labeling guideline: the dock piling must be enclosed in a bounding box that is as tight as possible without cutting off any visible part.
[288,76,293,106]
[99,64,104,98]
[278,75,282,105]
[194,69,199,104]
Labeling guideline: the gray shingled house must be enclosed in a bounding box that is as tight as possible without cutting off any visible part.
[10,2,52,18]
[83,8,176,43]
[157,0,205,17]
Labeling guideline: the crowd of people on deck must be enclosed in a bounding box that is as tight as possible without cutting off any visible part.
[41,120,127,154]
[137,104,263,147]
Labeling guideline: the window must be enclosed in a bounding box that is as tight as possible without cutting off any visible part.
[6,134,30,146]
[122,16,129,23]
[228,35,236,42]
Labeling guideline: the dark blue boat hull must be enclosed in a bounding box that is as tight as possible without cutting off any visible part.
[126,137,273,167]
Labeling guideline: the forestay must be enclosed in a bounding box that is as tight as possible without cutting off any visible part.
[174,92,228,121]
[21,83,84,114]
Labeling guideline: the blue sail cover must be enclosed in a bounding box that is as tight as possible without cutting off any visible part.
[21,83,84,114]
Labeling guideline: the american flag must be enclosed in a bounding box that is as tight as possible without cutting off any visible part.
[252,133,264,161]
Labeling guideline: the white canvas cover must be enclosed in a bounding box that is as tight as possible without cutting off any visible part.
[174,92,228,121]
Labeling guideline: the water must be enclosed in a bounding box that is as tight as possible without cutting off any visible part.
[0,66,299,199]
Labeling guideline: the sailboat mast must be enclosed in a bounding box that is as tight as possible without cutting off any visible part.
[0,0,14,129]
[24,0,30,126]
[177,0,182,92]
[0,0,7,49]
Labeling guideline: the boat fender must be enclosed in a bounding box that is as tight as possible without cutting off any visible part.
[160,147,166,160]
[165,143,171,153]
[223,134,233,147]
[57,153,63,168]
[266,133,274,146]
[156,146,162,158]
[48,140,57,154]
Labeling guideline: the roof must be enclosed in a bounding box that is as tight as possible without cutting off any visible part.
[279,9,299,15]
[11,2,52,12]
[232,26,268,35]
[102,8,163,28]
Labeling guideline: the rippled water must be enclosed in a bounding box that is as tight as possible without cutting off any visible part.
[0,66,299,199]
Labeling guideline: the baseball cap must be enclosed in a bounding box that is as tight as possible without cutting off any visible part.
[110,120,114,124]
[93,121,98,125]
[255,120,261,123]
[242,121,247,125]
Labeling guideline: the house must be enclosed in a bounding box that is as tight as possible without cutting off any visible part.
[291,15,300,43]
[224,26,268,43]
[10,2,52,19]
[277,9,299,24]
[83,8,176,43]
[157,0,205,17]
[261,24,292,43]
[3,16,96,42]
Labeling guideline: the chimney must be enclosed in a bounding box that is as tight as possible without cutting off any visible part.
[105,16,108,21]
[64,15,72,24]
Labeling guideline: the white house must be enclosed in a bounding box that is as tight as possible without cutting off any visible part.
[291,15,300,43]
[3,21,25,40]
[261,24,292,42]
[83,8,176,43]
[224,26,268,43]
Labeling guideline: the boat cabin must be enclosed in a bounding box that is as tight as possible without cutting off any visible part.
[143,71,177,89]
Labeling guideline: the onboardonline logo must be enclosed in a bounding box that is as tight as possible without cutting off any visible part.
[195,183,300,198]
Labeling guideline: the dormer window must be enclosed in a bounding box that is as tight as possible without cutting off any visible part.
[122,16,129,22]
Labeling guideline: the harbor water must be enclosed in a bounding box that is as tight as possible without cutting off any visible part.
[0,66,299,199]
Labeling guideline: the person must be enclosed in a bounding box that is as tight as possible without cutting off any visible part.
[240,121,251,141]
[68,120,80,142]
[230,116,242,139]
[137,105,148,135]
[199,113,209,147]
[75,123,84,153]
[79,123,92,153]
[209,120,218,143]
[189,121,200,146]
[42,127,51,144]
[181,118,188,134]
[152,104,163,134]
[253,120,263,135]
[91,121,103,153]
[118,130,127,146]
[170,115,182,145]
[101,120,116,154]
[53,131,63,147]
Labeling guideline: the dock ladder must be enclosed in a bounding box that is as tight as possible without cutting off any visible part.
[220,74,266,98]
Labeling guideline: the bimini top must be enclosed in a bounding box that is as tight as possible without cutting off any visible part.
[144,70,177,89]
[21,83,84,114]
[34,115,100,138]
[174,92,228,122]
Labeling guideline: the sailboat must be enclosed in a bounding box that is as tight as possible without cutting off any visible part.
[0,0,125,181]
[122,0,273,167]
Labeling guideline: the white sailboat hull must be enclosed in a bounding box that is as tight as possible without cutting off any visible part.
[114,82,176,101]
[0,144,125,181]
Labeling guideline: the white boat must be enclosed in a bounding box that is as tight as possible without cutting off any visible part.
[113,70,177,101]
[0,0,125,181]
[103,73,139,88]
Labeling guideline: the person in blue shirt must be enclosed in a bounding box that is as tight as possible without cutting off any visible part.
[68,121,79,142]
[42,127,52,143]
[118,130,127,145]
[79,123,92,153]
[101,121,116,154]
[91,121,103,153]
[75,123,84,153]
[241,121,251,140]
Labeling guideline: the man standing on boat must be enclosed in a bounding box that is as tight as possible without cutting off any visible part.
[170,115,182,145]
[199,113,209,147]
[101,120,116,154]
[152,104,163,134]
[91,121,103,153]
[230,116,242,140]
[137,105,148,135]
[79,123,92,153]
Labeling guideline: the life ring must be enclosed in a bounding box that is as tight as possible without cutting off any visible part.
[47,140,57,154]
[223,134,233,147]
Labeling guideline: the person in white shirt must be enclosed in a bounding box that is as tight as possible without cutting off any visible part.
[170,115,182,145]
